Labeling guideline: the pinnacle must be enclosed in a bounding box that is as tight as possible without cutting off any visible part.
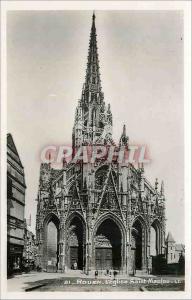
[166,232,175,243]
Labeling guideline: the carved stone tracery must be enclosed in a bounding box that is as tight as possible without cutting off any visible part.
[36,13,166,274]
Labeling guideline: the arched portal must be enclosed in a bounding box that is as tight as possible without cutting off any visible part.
[43,213,60,271]
[131,220,142,270]
[68,216,85,270]
[151,220,161,256]
[95,219,122,270]
[150,226,157,256]
[47,221,58,265]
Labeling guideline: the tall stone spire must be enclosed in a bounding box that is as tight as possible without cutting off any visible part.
[72,13,114,147]
[160,180,164,196]
[84,12,102,93]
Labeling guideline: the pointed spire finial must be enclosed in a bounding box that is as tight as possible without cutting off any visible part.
[141,162,144,173]
[91,11,96,30]
[119,124,128,146]
[48,152,51,168]
[62,157,67,169]
[123,124,126,136]
[155,178,158,191]
[160,180,164,196]
[92,11,96,21]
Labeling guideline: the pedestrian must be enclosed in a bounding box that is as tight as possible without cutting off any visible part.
[113,270,117,279]
[147,256,152,274]
[73,261,77,270]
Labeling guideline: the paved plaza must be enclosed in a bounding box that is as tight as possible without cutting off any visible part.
[7,271,184,292]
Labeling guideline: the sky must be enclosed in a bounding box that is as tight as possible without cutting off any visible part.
[7,10,184,243]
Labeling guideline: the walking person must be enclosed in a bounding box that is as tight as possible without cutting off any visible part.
[147,256,152,274]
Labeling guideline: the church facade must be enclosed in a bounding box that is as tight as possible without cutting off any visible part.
[36,14,166,275]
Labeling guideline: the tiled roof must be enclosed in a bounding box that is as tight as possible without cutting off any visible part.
[166,232,175,243]
[7,133,23,167]
[175,244,185,252]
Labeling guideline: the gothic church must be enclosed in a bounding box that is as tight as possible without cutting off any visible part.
[36,13,166,275]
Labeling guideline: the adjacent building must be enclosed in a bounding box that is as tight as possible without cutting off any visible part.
[166,232,185,264]
[7,133,27,274]
[23,223,37,270]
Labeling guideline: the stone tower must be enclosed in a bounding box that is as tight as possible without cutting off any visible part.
[72,13,113,148]
[165,232,176,264]
[36,13,166,275]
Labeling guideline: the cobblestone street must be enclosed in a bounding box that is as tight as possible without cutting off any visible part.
[7,271,185,292]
